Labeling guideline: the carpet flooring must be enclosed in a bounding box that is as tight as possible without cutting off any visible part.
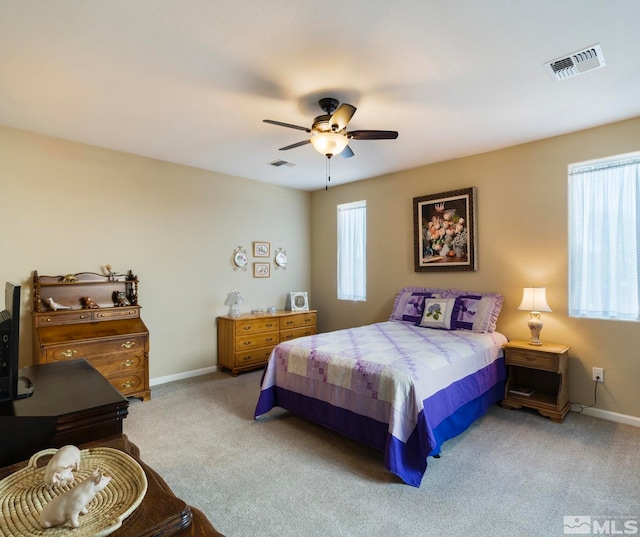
[124,370,640,537]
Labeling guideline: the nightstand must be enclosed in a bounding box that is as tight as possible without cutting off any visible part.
[501,340,571,422]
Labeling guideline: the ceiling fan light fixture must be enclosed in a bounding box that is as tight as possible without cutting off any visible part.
[310,131,348,157]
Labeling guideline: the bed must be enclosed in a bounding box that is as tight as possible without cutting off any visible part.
[254,287,507,487]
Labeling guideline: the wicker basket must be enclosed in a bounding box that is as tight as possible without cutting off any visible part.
[0,446,148,537]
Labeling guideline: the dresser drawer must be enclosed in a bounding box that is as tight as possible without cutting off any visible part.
[505,348,559,372]
[235,331,279,352]
[107,371,147,396]
[35,310,93,327]
[234,347,274,368]
[281,325,316,342]
[46,335,147,362]
[91,353,146,377]
[235,318,280,335]
[280,312,316,330]
[93,308,140,321]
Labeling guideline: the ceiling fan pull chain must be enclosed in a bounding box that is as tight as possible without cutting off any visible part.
[325,157,329,190]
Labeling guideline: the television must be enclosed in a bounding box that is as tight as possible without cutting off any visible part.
[0,282,32,401]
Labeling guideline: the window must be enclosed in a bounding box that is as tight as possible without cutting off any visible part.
[337,200,366,301]
[568,154,640,320]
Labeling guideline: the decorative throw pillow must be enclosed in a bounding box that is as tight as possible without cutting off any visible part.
[390,291,434,323]
[444,289,504,332]
[451,295,500,333]
[389,287,446,323]
[416,298,457,330]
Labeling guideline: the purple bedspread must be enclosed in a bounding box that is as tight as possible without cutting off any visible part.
[255,321,507,486]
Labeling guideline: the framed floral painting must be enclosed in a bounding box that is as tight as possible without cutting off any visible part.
[413,187,477,272]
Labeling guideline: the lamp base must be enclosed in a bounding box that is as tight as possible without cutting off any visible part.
[527,312,543,346]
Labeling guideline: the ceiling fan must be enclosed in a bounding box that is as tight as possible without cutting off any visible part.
[263,97,399,159]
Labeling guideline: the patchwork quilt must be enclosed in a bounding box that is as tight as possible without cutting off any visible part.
[255,321,507,486]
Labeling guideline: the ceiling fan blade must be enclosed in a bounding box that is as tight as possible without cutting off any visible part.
[347,130,399,140]
[279,140,311,151]
[330,103,357,131]
[340,145,354,158]
[263,119,311,133]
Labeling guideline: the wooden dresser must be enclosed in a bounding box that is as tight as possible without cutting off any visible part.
[217,310,317,375]
[32,270,150,401]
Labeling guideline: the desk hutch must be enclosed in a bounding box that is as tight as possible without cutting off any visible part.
[32,270,150,401]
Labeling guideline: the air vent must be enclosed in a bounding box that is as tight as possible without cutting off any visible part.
[545,44,606,81]
[268,159,295,167]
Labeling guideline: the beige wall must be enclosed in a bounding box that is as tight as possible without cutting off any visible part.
[311,116,640,419]
[3,116,640,419]
[0,125,311,380]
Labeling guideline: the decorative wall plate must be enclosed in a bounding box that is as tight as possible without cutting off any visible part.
[274,248,287,270]
[233,246,248,271]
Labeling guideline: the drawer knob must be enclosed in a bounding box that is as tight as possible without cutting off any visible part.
[122,359,135,367]
[60,349,78,358]
[242,326,251,331]
[121,341,136,349]
[243,341,252,346]
[80,314,88,319]
[121,380,135,389]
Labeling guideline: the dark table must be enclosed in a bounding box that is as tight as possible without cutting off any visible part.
[0,359,129,466]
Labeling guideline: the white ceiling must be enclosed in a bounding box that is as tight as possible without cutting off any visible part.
[1,1,640,191]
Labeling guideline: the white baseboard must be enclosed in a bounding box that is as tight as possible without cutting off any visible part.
[150,366,218,387]
[581,407,640,428]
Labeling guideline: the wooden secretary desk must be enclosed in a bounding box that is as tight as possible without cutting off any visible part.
[31,270,150,401]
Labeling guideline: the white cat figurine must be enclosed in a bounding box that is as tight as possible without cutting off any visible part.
[39,468,112,528]
[43,445,81,488]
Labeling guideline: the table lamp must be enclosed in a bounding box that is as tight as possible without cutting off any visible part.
[517,287,552,346]
[225,290,244,318]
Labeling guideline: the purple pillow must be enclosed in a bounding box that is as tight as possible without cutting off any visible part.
[448,293,502,332]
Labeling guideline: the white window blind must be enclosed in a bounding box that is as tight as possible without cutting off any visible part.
[568,154,640,320]
[337,200,366,301]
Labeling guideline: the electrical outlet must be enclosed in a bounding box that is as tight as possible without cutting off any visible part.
[592,367,604,383]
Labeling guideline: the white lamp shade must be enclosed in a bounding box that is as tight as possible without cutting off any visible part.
[517,287,552,312]
[310,132,349,156]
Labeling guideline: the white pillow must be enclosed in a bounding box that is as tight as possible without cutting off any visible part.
[416,298,457,330]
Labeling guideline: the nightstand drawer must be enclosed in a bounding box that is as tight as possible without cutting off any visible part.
[505,349,558,371]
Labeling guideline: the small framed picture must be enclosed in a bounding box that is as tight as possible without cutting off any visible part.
[287,291,309,311]
[254,262,270,278]
[253,241,270,257]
